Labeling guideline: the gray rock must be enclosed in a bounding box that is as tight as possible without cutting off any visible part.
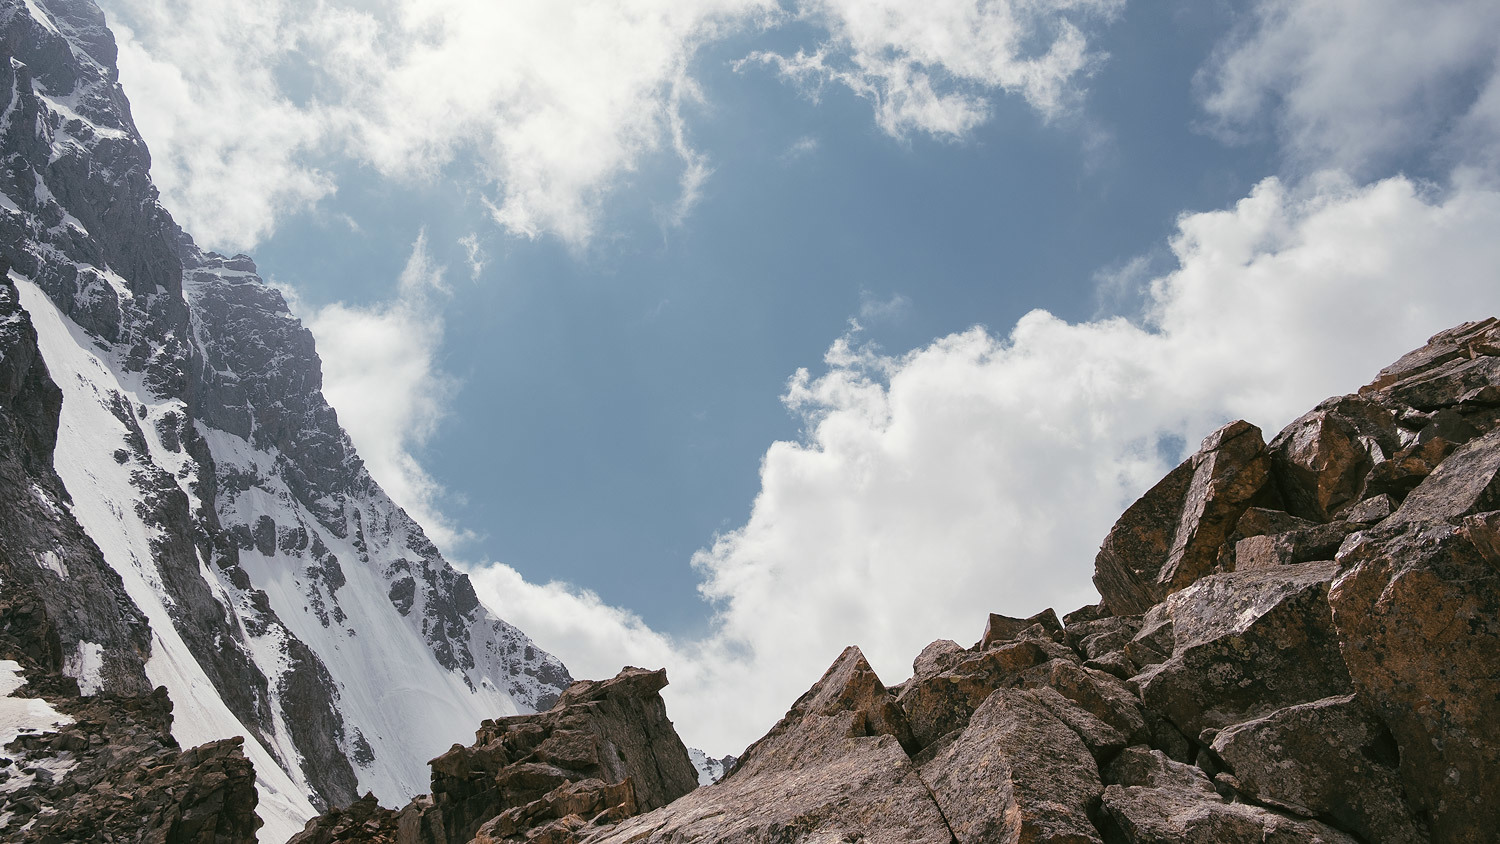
[920,688,1103,844]
[1389,427,1500,522]
[1212,694,1425,844]
[1132,561,1352,737]
[1329,517,1500,844]
[585,648,952,844]
[1094,421,1274,615]
[1101,783,1360,843]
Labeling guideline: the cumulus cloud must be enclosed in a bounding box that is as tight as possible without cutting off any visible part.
[102,0,774,250]
[463,172,1500,755]
[1198,0,1500,174]
[103,0,1127,249]
[289,232,472,550]
[745,0,1123,137]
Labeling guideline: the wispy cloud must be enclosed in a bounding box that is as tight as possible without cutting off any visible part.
[857,289,912,323]
[1197,0,1500,175]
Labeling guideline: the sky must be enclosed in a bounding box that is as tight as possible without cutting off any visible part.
[96,0,1500,755]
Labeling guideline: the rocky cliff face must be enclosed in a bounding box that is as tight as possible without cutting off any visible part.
[289,320,1499,844]
[0,0,571,836]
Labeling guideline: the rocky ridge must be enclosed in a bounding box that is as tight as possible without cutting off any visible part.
[289,319,1499,844]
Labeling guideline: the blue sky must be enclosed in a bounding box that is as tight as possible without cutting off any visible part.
[99,0,1500,752]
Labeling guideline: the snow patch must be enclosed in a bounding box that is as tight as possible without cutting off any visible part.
[35,549,66,578]
[0,660,73,759]
[21,0,60,36]
[63,641,104,695]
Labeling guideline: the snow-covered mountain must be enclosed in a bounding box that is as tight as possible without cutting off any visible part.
[0,0,571,838]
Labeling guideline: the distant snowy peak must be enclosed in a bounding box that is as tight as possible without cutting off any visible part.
[687,747,738,787]
[0,0,573,837]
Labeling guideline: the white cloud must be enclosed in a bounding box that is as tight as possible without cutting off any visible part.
[458,233,487,281]
[1198,0,1500,173]
[746,0,1123,137]
[461,172,1500,756]
[857,289,912,322]
[103,0,1125,250]
[289,232,473,550]
[102,0,775,250]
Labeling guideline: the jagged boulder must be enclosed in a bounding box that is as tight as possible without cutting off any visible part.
[585,647,952,843]
[1267,396,1398,523]
[389,667,698,844]
[921,688,1103,844]
[1094,420,1274,614]
[1,673,261,844]
[1210,694,1425,844]
[1131,561,1352,737]
[1328,517,1500,844]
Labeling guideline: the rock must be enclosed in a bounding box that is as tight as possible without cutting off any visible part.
[1094,421,1274,615]
[1028,686,1128,761]
[1362,318,1500,394]
[1230,521,1359,570]
[912,638,965,676]
[400,666,698,844]
[1343,494,1396,523]
[1024,659,1147,744]
[1133,561,1352,737]
[1389,427,1500,522]
[1267,397,1396,522]
[287,793,399,844]
[1104,746,1215,793]
[898,638,1074,749]
[1329,517,1500,844]
[1083,651,1135,681]
[584,648,952,843]
[920,688,1103,844]
[1063,615,1141,660]
[1100,783,1360,843]
[1211,694,1425,844]
[1385,355,1500,411]
[1063,603,1108,625]
[980,608,1064,647]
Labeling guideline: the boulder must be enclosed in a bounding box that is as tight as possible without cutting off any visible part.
[1342,494,1395,524]
[1329,517,1500,844]
[1095,421,1274,614]
[1133,561,1352,737]
[1267,397,1396,522]
[1389,427,1500,522]
[1104,746,1216,793]
[1101,783,1360,843]
[1064,615,1141,660]
[920,688,1103,844]
[584,648,952,843]
[400,666,699,844]
[1230,521,1359,570]
[1211,694,1425,844]
[980,608,1064,647]
[898,638,1075,749]
[1361,318,1499,394]
[1024,659,1147,744]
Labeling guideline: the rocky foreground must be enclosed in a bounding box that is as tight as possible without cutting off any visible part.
[6,318,1499,842]
[273,319,1500,844]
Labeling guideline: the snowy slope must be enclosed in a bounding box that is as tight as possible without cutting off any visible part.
[0,1,574,838]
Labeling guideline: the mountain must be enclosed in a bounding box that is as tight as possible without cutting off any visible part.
[282,318,1499,844]
[0,0,571,837]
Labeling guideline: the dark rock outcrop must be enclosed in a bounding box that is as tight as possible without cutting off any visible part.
[1,666,260,843]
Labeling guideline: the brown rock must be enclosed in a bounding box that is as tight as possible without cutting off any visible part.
[980,608,1064,648]
[583,647,951,843]
[1389,427,1500,522]
[1267,398,1395,522]
[1362,318,1499,394]
[1104,745,1215,793]
[1101,783,1360,843]
[1095,421,1274,614]
[1063,615,1142,660]
[287,793,399,844]
[1342,493,1396,523]
[898,637,1074,748]
[402,666,698,844]
[1024,659,1147,744]
[1028,686,1128,761]
[920,688,1103,844]
[1230,522,1359,570]
[1385,355,1500,411]
[912,638,964,676]
[1211,694,1425,844]
[1329,518,1500,844]
[1132,561,1352,737]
